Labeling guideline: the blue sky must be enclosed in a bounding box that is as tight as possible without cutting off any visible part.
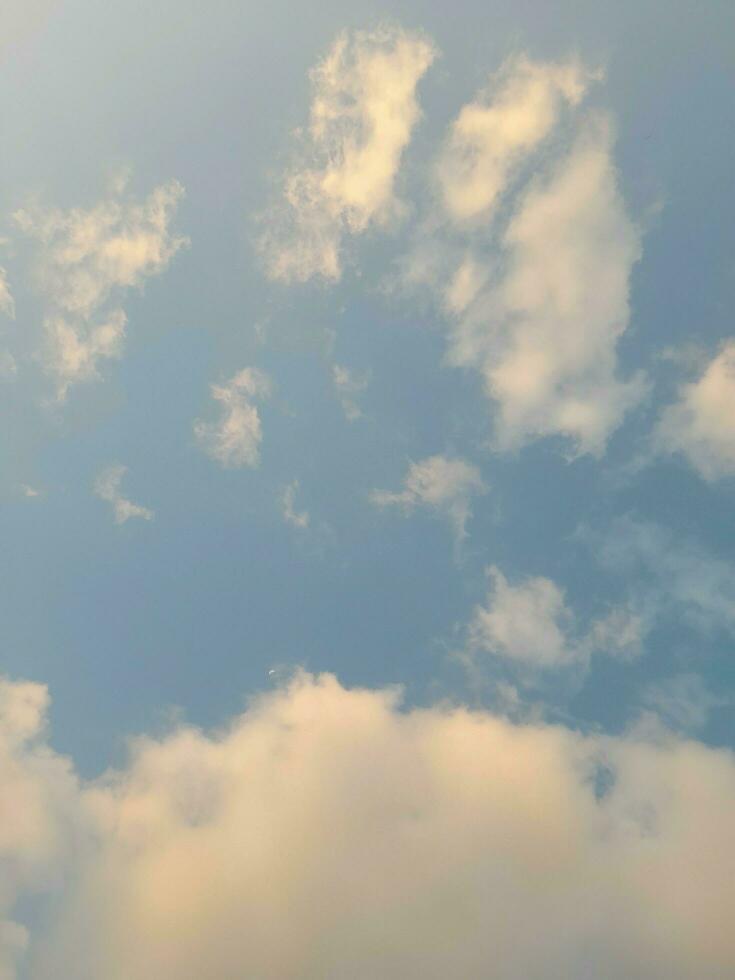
[1,3,734,977]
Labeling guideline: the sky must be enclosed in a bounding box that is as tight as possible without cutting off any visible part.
[0,1,734,977]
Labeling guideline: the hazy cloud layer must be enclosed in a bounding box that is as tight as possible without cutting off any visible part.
[262,25,436,282]
[655,340,735,480]
[14,180,187,398]
[0,672,732,979]
[194,368,271,468]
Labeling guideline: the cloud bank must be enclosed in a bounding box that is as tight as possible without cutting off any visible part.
[0,671,733,979]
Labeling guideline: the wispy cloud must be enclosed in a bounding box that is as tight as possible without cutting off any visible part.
[94,464,154,524]
[332,363,369,420]
[371,453,486,543]
[14,179,187,398]
[261,25,436,283]
[194,367,271,468]
[0,267,15,318]
[281,480,310,529]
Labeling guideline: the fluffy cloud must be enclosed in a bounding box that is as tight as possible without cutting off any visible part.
[280,480,310,529]
[437,55,591,224]
[14,180,187,398]
[371,454,486,542]
[446,115,645,454]
[261,25,436,283]
[0,679,80,980]
[94,464,154,524]
[466,566,643,673]
[0,672,733,979]
[397,56,645,456]
[194,367,271,468]
[654,341,735,480]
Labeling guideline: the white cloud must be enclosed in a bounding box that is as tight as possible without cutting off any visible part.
[437,55,592,224]
[94,464,154,525]
[261,25,436,283]
[0,268,15,318]
[466,567,644,675]
[371,454,486,542]
[654,340,735,480]
[14,180,187,398]
[468,566,579,668]
[194,368,271,468]
[1,672,735,978]
[281,480,310,529]
[332,363,369,420]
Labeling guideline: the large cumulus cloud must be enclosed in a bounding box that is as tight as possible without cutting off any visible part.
[0,672,730,979]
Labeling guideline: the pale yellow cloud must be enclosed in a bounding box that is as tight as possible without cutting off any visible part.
[445,114,646,454]
[194,367,271,468]
[262,25,436,283]
[654,340,735,480]
[438,55,593,224]
[0,672,731,978]
[14,180,187,398]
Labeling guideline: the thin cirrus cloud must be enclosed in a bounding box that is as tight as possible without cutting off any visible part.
[280,480,310,529]
[0,267,15,318]
[594,516,735,638]
[1,672,735,979]
[194,367,271,468]
[93,464,154,524]
[654,340,735,480]
[261,25,436,283]
[14,179,187,399]
[332,362,369,421]
[370,453,487,543]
